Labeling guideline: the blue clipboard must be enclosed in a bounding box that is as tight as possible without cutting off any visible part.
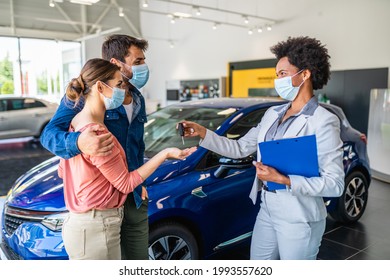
[259,134,319,190]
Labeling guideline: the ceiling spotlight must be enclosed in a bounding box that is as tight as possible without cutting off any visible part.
[248,29,253,35]
[169,41,175,48]
[212,23,219,30]
[119,7,124,17]
[257,27,263,33]
[70,0,100,4]
[266,25,272,31]
[243,16,249,24]
[170,17,176,24]
[142,0,148,8]
[194,6,201,16]
[49,0,55,7]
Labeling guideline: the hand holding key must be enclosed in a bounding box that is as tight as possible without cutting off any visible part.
[178,122,185,145]
[177,121,207,140]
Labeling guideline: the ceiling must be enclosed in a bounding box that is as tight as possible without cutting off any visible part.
[0,0,142,41]
[0,0,330,42]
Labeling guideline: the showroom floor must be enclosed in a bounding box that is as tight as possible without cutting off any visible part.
[1,138,389,260]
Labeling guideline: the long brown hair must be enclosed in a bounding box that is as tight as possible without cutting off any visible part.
[66,58,120,103]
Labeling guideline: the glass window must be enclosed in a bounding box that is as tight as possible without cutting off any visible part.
[198,109,267,170]
[19,38,81,102]
[144,106,237,157]
[10,99,24,111]
[0,36,81,104]
[23,99,45,109]
[0,37,19,95]
[0,100,7,111]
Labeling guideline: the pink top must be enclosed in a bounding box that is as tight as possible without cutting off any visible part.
[58,123,144,213]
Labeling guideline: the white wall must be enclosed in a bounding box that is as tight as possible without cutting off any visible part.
[140,0,390,106]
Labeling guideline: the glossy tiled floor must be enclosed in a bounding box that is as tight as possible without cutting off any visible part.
[1,138,390,260]
[212,177,390,260]
[319,178,390,260]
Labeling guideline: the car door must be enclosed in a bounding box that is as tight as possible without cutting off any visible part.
[0,98,45,139]
[0,98,25,139]
[190,109,267,253]
[0,99,10,137]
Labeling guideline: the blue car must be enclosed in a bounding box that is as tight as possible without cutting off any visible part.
[0,98,371,260]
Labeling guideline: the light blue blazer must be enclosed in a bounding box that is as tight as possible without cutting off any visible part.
[200,103,345,223]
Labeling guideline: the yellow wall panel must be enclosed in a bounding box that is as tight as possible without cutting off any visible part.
[232,68,276,97]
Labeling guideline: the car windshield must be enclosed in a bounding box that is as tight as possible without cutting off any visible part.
[144,106,237,157]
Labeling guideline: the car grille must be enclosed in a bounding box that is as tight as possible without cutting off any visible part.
[3,205,46,236]
[1,238,23,260]
[4,214,31,236]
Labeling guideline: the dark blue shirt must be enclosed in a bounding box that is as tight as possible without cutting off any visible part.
[40,88,147,208]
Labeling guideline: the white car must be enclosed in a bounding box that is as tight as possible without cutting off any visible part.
[0,96,58,140]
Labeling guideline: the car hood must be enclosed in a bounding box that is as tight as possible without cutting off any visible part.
[6,156,65,212]
[5,156,182,212]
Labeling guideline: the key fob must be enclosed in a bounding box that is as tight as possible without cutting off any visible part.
[178,123,185,137]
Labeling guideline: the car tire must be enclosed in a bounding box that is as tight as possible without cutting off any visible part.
[329,171,369,224]
[149,222,199,260]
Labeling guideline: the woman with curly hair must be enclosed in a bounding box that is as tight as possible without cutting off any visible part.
[181,36,344,260]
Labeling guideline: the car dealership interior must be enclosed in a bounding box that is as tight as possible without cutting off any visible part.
[0,0,390,262]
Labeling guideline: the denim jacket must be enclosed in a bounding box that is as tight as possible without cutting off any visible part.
[40,88,147,208]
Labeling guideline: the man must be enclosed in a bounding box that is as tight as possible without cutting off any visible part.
[40,34,150,260]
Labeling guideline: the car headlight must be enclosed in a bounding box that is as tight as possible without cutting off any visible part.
[41,212,69,232]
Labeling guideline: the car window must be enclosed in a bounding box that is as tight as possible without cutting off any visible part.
[225,109,266,139]
[9,99,24,111]
[144,106,237,158]
[0,100,7,112]
[23,99,45,109]
[197,109,267,170]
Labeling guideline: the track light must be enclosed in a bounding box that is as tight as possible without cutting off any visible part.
[170,17,176,24]
[266,25,272,31]
[248,29,253,35]
[49,0,55,7]
[169,41,175,48]
[119,7,124,17]
[243,16,249,24]
[257,27,263,33]
[212,23,218,30]
[142,0,148,8]
[194,6,201,16]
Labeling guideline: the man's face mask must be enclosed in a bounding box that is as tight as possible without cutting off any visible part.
[119,61,149,89]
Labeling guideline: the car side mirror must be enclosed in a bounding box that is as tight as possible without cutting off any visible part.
[214,155,254,178]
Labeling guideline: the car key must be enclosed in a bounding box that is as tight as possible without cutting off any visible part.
[178,122,185,145]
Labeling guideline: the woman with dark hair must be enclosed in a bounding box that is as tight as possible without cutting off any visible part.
[59,58,195,260]
[181,37,344,260]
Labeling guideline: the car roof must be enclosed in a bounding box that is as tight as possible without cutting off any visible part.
[168,97,286,109]
[0,95,58,106]
[0,96,43,100]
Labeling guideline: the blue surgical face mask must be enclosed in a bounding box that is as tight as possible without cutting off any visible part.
[274,69,305,101]
[119,61,149,89]
[101,82,125,110]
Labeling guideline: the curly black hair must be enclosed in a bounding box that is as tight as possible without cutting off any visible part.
[270,36,331,90]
